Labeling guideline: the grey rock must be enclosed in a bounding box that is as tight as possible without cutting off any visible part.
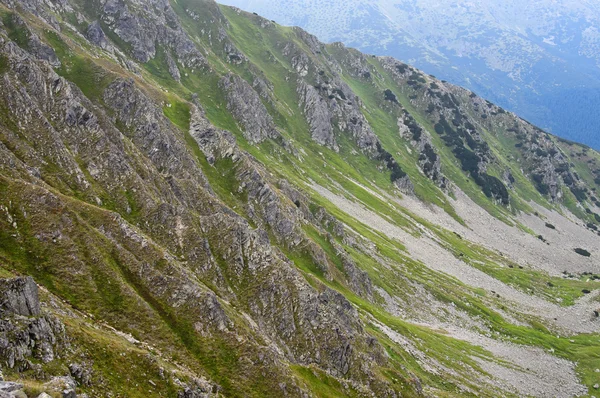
[224,41,246,64]
[0,8,391,394]
[399,115,446,187]
[11,390,27,398]
[189,104,239,165]
[219,74,279,144]
[298,81,337,151]
[503,169,515,188]
[177,377,219,397]
[44,376,76,398]
[0,382,23,393]
[0,277,40,317]
[165,51,181,81]
[28,32,60,67]
[103,78,210,192]
[86,21,109,50]
[3,14,59,67]
[102,0,205,67]
[394,175,415,195]
[252,76,275,102]
[0,312,68,369]
[330,80,379,155]
[298,68,382,156]
[69,363,91,386]
[293,27,323,55]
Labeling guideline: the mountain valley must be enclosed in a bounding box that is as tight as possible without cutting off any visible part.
[0,0,598,397]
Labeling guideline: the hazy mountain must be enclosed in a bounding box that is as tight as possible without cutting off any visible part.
[219,0,600,149]
[0,0,599,396]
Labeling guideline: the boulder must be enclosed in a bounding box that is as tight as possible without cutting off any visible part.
[0,382,24,393]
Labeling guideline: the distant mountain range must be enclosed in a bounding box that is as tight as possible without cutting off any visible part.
[219,0,600,149]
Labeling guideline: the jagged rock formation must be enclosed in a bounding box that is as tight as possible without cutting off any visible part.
[220,74,279,144]
[298,80,337,150]
[0,0,598,397]
[398,112,446,188]
[0,278,68,380]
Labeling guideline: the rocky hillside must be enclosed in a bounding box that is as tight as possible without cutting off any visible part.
[219,0,600,150]
[0,0,598,397]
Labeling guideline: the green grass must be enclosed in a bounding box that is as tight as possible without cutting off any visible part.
[2,12,31,49]
[292,365,362,398]
[42,29,115,100]
[0,54,9,74]
[163,98,191,130]
[2,3,600,397]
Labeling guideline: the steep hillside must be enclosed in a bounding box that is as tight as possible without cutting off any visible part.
[219,0,600,149]
[0,0,598,397]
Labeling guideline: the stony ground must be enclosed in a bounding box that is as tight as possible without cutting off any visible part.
[310,181,598,396]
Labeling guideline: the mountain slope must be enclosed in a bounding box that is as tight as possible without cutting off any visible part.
[0,0,598,397]
[218,0,600,150]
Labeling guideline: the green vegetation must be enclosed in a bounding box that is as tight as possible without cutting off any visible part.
[2,12,31,49]
[0,1,599,397]
[574,248,591,257]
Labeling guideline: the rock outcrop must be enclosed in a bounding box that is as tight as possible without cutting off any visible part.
[101,0,205,67]
[0,277,40,317]
[298,81,337,150]
[0,278,69,372]
[220,74,279,144]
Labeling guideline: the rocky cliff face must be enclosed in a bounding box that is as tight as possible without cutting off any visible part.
[220,73,280,144]
[0,277,69,373]
[0,0,599,397]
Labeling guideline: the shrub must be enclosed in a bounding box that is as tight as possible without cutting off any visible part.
[333,89,346,100]
[570,187,587,202]
[574,248,591,257]
[587,223,597,231]
[532,174,549,195]
[434,123,444,135]
[396,63,408,74]
[453,146,480,174]
[390,165,406,182]
[383,89,398,104]
[545,223,556,229]
[475,174,510,205]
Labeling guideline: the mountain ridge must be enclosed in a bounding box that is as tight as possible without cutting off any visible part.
[0,0,598,397]
[219,0,600,149]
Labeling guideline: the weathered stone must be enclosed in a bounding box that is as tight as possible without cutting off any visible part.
[102,0,205,67]
[298,81,337,151]
[0,382,23,393]
[69,363,91,386]
[11,390,27,398]
[394,175,415,195]
[0,277,40,317]
[219,74,279,144]
[44,376,76,398]
[165,51,181,81]
[86,21,109,50]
